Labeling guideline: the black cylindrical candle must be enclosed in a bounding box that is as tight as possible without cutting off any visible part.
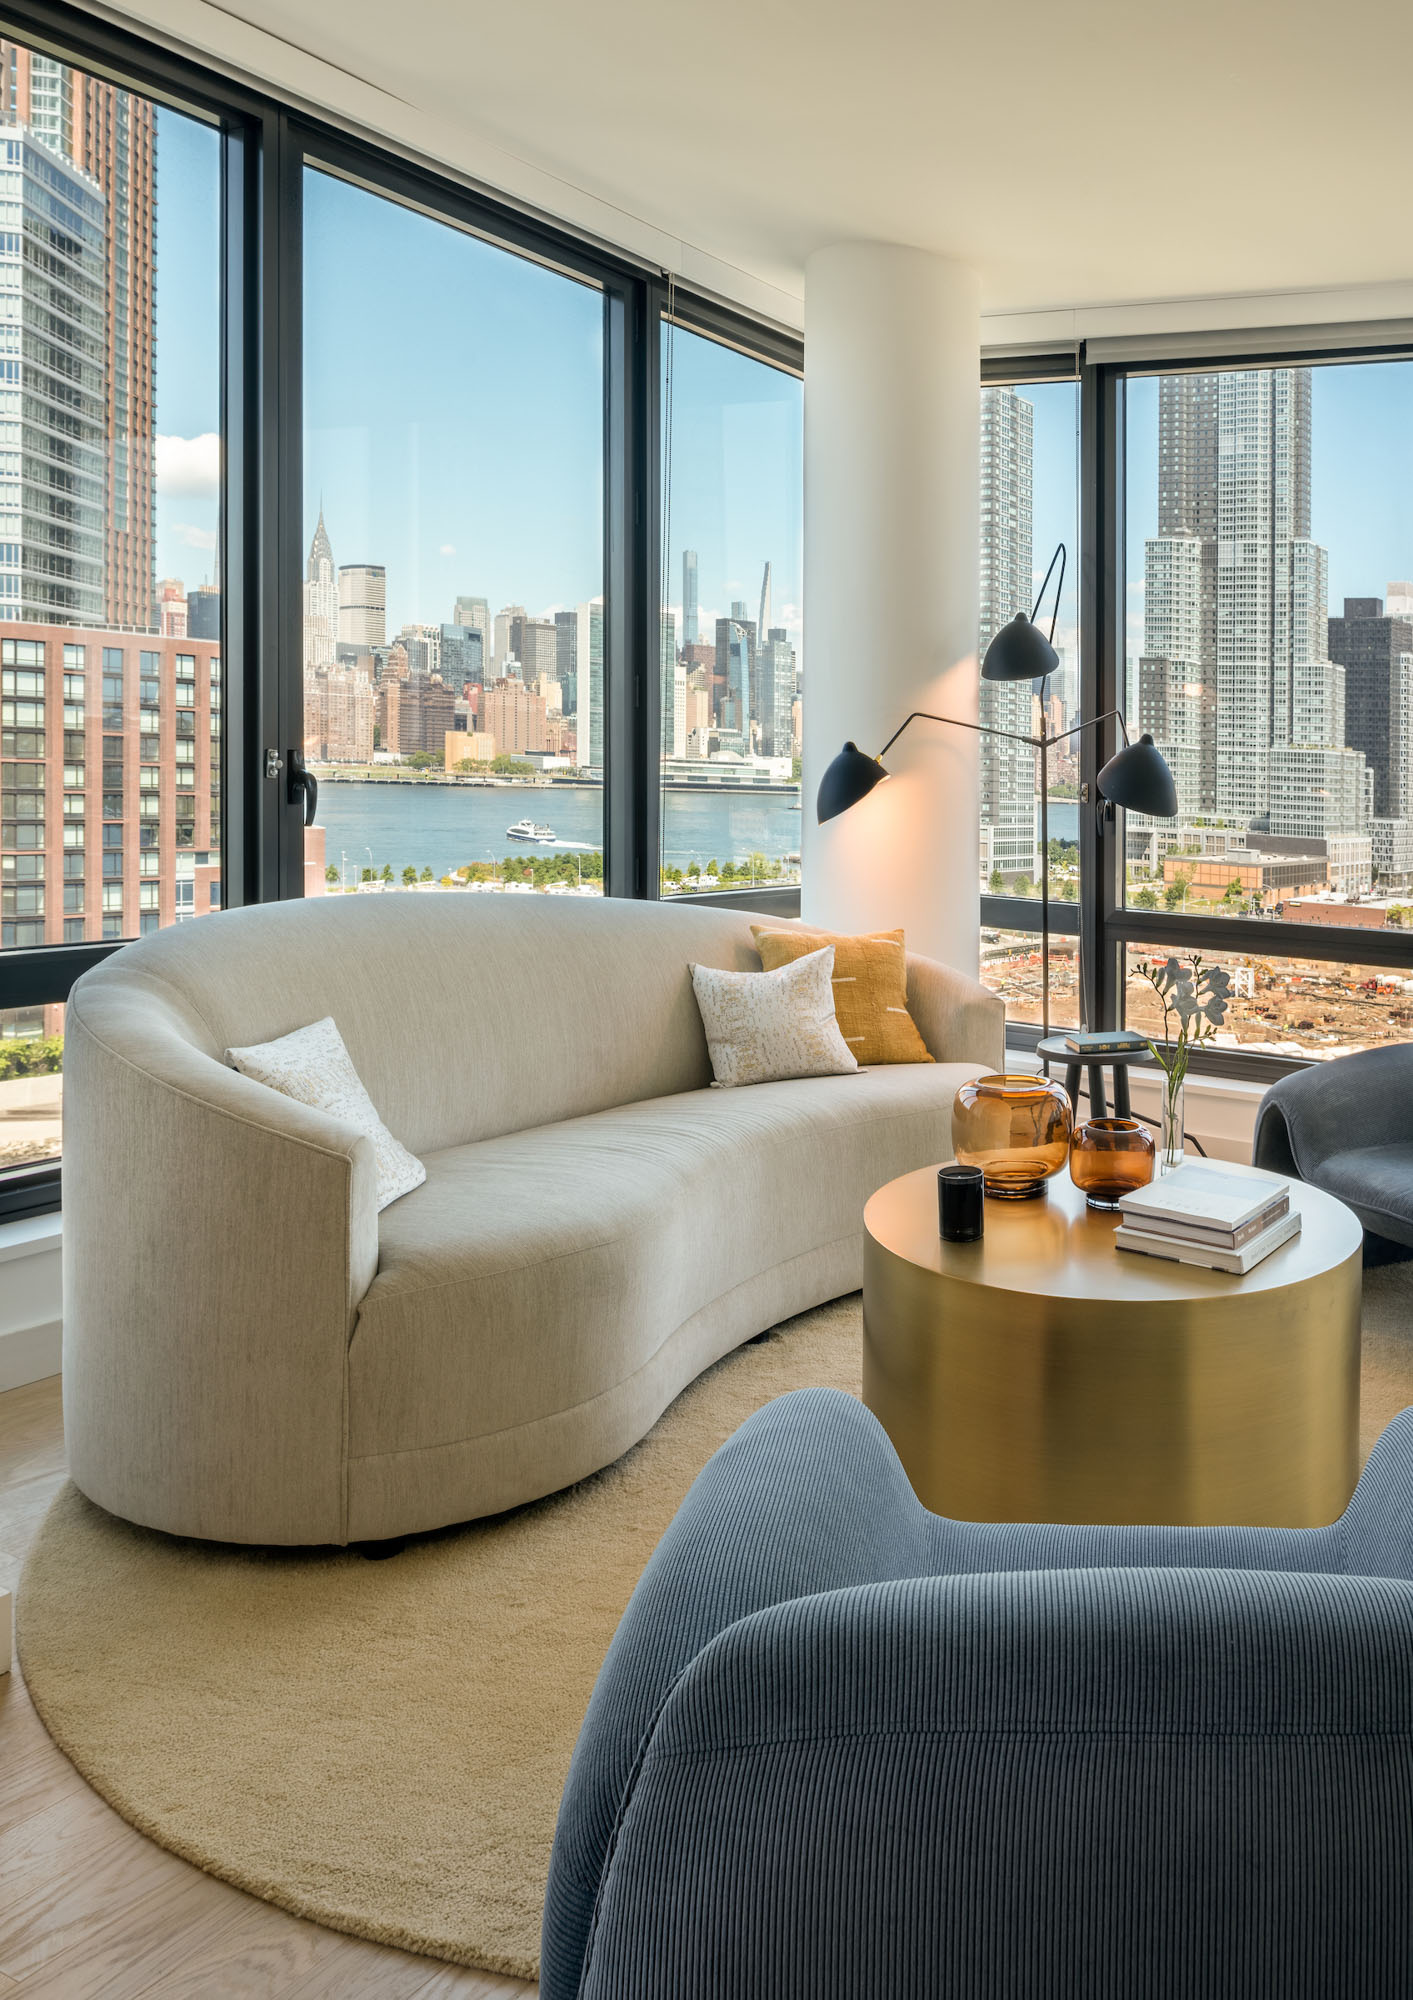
[938,1163,984,1243]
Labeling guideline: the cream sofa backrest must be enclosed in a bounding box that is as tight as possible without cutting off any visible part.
[76,893,789,1154]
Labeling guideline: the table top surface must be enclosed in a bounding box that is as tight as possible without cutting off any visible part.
[864,1160,1362,1305]
[1035,1036,1156,1067]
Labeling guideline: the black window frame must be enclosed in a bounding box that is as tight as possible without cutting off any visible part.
[0,0,806,1221]
[991,339,1413,1082]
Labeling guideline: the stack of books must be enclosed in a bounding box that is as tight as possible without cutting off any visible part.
[1115,1163,1300,1274]
[1064,1029,1149,1056]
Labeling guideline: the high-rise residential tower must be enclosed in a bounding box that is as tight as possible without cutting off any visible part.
[1139,375,1219,816]
[757,561,772,644]
[1212,368,1329,825]
[0,45,158,629]
[757,627,796,759]
[1142,369,1354,834]
[660,610,683,759]
[682,550,698,646]
[0,128,107,626]
[1327,595,1413,873]
[576,596,603,772]
[978,386,1037,880]
[338,564,386,648]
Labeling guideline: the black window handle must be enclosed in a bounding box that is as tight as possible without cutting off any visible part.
[288,749,319,827]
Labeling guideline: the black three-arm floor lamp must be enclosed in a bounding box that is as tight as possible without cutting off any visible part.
[816,544,1179,1039]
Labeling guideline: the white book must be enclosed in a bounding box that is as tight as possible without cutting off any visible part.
[1115,1208,1302,1276]
[1118,1162,1290,1235]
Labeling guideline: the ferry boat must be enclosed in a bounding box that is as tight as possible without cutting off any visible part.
[506,819,557,843]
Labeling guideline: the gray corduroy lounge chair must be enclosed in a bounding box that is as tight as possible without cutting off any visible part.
[1254,1043,1413,1247]
[542,1386,1413,2000]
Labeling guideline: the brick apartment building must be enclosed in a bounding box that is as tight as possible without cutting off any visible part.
[2,621,222,954]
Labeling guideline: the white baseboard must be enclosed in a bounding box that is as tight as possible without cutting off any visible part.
[0,1212,62,1391]
[0,1315,61,1393]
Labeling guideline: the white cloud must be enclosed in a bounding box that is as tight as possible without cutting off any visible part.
[439,543,456,556]
[156,432,220,499]
[173,523,216,552]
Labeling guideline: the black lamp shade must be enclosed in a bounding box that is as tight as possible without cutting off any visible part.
[1096,733,1178,818]
[817,741,887,824]
[981,612,1059,683]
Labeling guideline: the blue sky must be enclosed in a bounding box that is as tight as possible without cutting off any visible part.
[304,169,604,634]
[662,326,803,649]
[152,107,221,586]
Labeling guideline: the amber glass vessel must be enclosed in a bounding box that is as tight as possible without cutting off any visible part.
[1069,1116,1156,1210]
[952,1073,1073,1200]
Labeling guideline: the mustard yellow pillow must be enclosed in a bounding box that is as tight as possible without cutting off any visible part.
[750,924,934,1066]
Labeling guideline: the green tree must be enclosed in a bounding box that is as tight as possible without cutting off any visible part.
[0,1034,63,1082]
[1058,877,1078,901]
[1164,870,1191,911]
[360,866,374,883]
[380,862,394,883]
[790,757,803,783]
[1013,874,1033,898]
[325,863,339,884]
[420,866,433,882]
[402,864,418,886]
[490,754,535,775]
[988,867,1004,893]
[706,859,719,876]
[1222,874,1244,905]
[1134,886,1159,909]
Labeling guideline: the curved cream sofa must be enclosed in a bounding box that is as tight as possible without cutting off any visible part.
[63,894,1003,1545]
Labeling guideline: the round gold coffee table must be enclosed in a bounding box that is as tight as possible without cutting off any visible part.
[862,1162,1362,1528]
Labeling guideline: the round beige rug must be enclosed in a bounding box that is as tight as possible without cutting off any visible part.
[18,1296,863,1982]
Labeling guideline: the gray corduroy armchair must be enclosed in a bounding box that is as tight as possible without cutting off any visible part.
[543,1387,1413,2000]
[1253,1042,1413,1246]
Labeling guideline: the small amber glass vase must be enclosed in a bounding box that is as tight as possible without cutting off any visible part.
[952,1073,1073,1200]
[1069,1116,1156,1210]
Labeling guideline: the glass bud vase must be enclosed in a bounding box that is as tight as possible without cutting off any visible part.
[1160,1079,1185,1173]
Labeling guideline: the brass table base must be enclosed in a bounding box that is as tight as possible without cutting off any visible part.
[863,1165,1362,1529]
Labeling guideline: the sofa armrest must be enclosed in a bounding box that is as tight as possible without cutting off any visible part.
[905,951,1005,1070]
[62,979,380,1545]
[580,1567,1413,1999]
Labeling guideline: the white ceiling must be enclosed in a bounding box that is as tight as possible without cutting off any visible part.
[113,0,1413,332]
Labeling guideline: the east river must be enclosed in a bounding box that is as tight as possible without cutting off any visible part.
[313,780,803,879]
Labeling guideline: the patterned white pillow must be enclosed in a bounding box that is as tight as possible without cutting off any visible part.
[227,1016,426,1211]
[689,947,859,1088]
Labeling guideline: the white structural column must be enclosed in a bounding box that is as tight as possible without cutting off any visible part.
[801,244,981,973]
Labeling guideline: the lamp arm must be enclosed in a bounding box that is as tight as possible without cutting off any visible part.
[876,708,1040,761]
[1029,542,1067,644]
[1039,705,1132,753]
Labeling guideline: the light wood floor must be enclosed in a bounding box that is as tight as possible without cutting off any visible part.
[0,1375,538,1999]
[6,1282,1413,2000]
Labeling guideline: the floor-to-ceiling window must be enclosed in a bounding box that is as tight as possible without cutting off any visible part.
[1114,356,1413,1062]
[301,166,605,900]
[658,315,803,899]
[977,369,1081,1030]
[0,39,224,1203]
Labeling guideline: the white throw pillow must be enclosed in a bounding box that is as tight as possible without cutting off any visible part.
[689,947,859,1088]
[227,1016,426,1211]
